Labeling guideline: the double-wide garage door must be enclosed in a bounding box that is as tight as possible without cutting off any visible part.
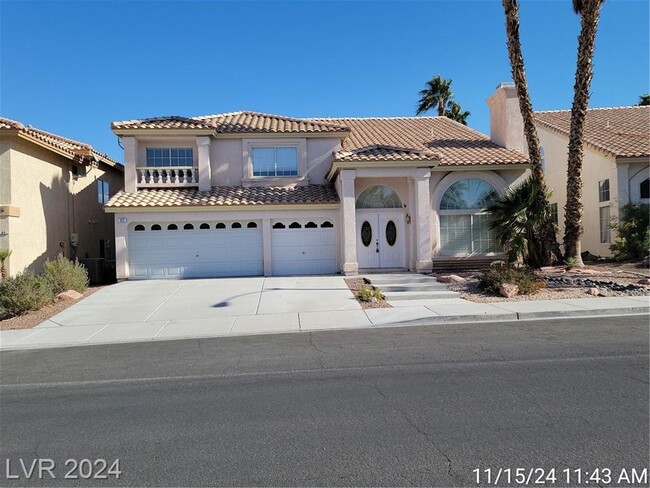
[129,221,263,279]
[128,219,336,279]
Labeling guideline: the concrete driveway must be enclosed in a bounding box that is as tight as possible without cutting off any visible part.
[33,276,366,343]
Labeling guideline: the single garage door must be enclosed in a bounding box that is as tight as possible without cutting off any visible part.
[129,220,263,279]
[271,220,336,276]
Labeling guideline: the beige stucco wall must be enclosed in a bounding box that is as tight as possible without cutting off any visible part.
[0,135,123,276]
[538,127,618,257]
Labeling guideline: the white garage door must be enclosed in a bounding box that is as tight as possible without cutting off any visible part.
[129,221,263,279]
[271,220,336,276]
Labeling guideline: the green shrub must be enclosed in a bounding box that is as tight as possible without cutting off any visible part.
[610,203,650,261]
[357,285,385,302]
[0,272,54,319]
[42,256,89,294]
[477,263,545,296]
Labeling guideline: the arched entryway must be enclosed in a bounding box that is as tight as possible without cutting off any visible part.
[355,185,406,268]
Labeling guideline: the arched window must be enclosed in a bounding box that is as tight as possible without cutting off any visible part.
[641,178,650,199]
[439,178,499,255]
[167,224,178,230]
[151,224,162,231]
[356,185,403,208]
[305,222,317,228]
[247,222,258,228]
[134,224,145,231]
[200,223,210,230]
[289,222,302,229]
[321,221,333,228]
[273,222,285,229]
[231,222,242,229]
[183,223,194,230]
[215,223,226,229]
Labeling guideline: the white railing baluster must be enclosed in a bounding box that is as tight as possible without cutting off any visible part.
[135,166,200,188]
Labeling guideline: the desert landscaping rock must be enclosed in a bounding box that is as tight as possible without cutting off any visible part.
[500,283,519,298]
[56,290,84,301]
[587,287,600,296]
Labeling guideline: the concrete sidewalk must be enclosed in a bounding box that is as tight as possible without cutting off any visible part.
[1,295,648,351]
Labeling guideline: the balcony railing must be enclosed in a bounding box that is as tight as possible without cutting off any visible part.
[136,166,198,188]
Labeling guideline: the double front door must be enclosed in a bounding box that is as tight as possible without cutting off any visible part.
[356,212,405,268]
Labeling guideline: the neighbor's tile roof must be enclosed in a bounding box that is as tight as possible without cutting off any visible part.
[313,116,529,166]
[112,111,349,134]
[105,185,339,208]
[0,116,122,169]
[534,106,650,158]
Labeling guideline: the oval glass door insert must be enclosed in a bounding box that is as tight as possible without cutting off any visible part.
[385,220,397,246]
[361,221,372,247]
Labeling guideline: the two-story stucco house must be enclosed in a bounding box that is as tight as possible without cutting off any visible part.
[0,117,124,277]
[107,91,533,280]
[488,83,650,257]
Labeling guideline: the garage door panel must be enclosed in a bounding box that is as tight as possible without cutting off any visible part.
[271,227,336,276]
[129,224,263,279]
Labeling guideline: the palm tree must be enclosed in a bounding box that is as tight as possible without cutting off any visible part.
[488,176,551,266]
[416,75,453,116]
[563,0,605,267]
[501,0,563,265]
[445,101,471,125]
[638,94,650,106]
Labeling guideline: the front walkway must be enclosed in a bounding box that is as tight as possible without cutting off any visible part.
[0,276,648,351]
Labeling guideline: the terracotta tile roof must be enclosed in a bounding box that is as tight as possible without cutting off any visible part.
[313,116,529,166]
[0,116,122,169]
[112,111,349,134]
[534,106,650,158]
[105,185,339,208]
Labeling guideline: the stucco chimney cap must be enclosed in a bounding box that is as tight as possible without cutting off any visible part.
[496,82,516,90]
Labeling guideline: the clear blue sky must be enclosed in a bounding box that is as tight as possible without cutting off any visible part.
[1,0,648,163]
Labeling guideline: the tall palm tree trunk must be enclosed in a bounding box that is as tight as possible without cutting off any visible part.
[502,0,563,266]
[563,0,604,267]
[437,99,445,116]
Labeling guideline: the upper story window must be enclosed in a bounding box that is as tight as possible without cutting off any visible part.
[598,179,610,203]
[97,179,110,204]
[252,147,298,177]
[146,148,194,167]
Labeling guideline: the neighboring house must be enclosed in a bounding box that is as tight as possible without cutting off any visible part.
[0,117,124,277]
[488,82,650,257]
[107,92,531,280]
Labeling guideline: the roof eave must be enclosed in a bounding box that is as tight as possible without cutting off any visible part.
[112,128,216,137]
[214,130,350,139]
[326,159,441,181]
[104,203,340,213]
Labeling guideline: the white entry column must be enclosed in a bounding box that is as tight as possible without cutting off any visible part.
[339,169,358,274]
[413,168,432,272]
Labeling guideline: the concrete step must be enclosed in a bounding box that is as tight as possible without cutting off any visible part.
[366,275,436,285]
[384,291,461,301]
[379,283,451,292]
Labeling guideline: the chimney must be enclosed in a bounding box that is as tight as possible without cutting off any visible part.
[486,82,525,153]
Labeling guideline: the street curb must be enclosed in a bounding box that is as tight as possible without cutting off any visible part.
[1,306,648,352]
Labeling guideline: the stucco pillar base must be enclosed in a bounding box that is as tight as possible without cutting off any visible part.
[342,262,359,275]
[415,260,433,273]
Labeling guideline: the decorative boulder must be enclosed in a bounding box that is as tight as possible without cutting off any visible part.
[437,274,465,284]
[587,287,600,296]
[499,283,519,298]
[56,290,83,301]
[637,278,650,285]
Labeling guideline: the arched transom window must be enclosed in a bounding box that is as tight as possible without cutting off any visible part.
[356,185,403,208]
[439,178,499,255]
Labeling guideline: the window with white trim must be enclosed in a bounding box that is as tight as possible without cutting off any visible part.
[598,179,610,202]
[251,146,298,177]
[146,148,193,167]
[97,179,110,204]
[599,206,611,243]
[438,178,499,255]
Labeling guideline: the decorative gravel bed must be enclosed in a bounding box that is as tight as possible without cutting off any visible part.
[438,262,650,303]
[345,278,392,309]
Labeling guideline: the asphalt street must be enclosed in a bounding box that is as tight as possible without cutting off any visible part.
[1,315,648,487]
